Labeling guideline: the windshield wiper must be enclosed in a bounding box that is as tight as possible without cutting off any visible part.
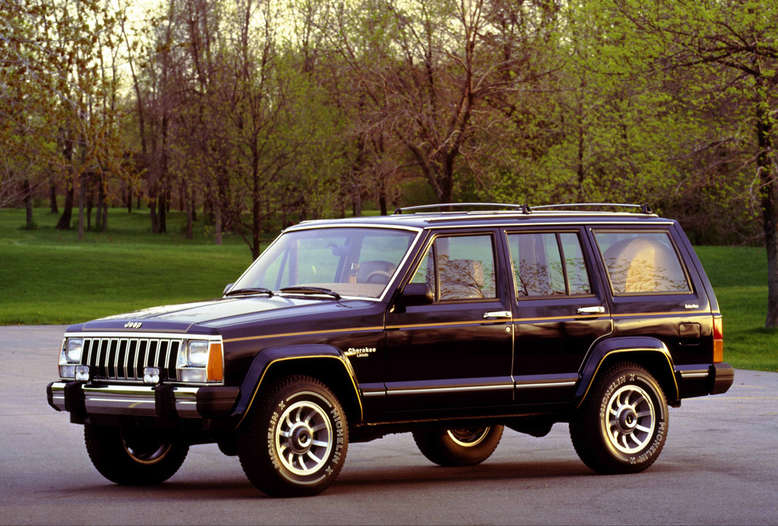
[225,287,274,297]
[279,286,341,300]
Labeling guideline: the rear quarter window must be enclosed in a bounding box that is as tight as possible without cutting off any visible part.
[594,231,691,295]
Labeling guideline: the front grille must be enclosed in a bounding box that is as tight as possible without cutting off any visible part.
[80,337,181,382]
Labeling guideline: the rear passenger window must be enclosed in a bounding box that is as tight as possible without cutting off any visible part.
[594,231,690,294]
[508,232,592,297]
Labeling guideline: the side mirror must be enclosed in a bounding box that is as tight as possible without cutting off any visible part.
[222,283,234,296]
[400,283,434,306]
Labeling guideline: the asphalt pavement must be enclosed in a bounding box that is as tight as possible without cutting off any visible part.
[1,325,776,525]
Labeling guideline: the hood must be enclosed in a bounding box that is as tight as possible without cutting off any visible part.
[71,295,364,334]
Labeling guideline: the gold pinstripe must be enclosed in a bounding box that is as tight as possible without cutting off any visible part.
[224,327,384,343]
[223,311,712,343]
[237,355,364,428]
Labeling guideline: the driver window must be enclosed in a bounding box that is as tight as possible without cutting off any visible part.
[409,235,496,301]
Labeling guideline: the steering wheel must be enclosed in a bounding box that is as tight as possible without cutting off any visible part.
[366,270,392,284]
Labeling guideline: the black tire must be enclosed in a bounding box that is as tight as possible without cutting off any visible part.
[412,424,503,467]
[237,375,348,497]
[570,362,668,474]
[84,424,188,485]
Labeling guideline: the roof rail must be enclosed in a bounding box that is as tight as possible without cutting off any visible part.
[393,202,530,215]
[530,203,653,214]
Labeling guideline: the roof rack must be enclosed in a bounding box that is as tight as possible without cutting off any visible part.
[392,202,652,216]
[530,203,652,214]
[393,202,529,215]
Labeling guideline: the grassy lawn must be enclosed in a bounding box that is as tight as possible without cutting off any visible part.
[0,207,254,324]
[1,207,776,370]
[693,246,777,371]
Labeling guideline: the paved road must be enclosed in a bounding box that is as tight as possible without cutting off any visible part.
[1,325,776,525]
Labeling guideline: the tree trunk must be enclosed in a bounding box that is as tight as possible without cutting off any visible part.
[49,176,58,214]
[78,171,86,241]
[56,173,74,230]
[86,175,94,231]
[149,194,159,233]
[378,176,388,216]
[159,193,167,233]
[179,178,186,212]
[252,177,261,260]
[97,175,106,232]
[22,178,34,229]
[185,180,193,240]
[757,87,778,327]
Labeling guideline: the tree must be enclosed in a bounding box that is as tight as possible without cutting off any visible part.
[609,0,778,326]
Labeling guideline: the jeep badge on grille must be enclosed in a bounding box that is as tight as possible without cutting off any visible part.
[124,321,142,329]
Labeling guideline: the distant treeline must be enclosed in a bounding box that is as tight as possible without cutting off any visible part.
[1,0,776,259]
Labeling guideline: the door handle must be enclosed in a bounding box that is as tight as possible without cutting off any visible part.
[483,310,512,320]
[577,306,605,314]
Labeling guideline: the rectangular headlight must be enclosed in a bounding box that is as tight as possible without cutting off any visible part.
[59,338,83,365]
[58,337,84,379]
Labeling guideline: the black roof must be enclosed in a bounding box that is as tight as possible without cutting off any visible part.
[288,203,674,231]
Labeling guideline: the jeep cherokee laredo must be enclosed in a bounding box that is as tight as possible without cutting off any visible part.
[47,202,734,497]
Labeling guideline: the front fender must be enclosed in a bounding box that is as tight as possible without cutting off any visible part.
[576,336,679,406]
[231,344,362,425]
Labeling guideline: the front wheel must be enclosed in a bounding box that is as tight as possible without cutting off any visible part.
[237,376,348,497]
[570,362,668,474]
[84,425,189,485]
[413,424,503,467]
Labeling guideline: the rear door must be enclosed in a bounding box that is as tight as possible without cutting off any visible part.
[507,228,612,405]
[383,229,514,416]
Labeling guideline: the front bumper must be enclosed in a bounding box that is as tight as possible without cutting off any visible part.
[47,381,239,420]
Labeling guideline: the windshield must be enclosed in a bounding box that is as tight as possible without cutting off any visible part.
[232,227,418,299]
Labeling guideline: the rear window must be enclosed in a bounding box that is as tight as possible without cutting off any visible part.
[594,231,690,295]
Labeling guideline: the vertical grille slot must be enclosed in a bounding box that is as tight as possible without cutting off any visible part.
[117,340,128,378]
[98,341,109,377]
[81,339,92,366]
[127,340,138,378]
[167,341,180,379]
[148,341,159,371]
[137,340,148,378]
[107,340,118,377]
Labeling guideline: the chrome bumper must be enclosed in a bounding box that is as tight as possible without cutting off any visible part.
[676,362,734,397]
[49,382,201,418]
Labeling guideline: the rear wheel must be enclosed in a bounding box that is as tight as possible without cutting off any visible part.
[413,424,503,467]
[84,424,188,485]
[570,362,668,474]
[237,376,348,497]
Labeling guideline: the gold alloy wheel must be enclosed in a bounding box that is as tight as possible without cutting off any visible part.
[604,384,656,454]
[446,426,492,448]
[274,399,334,476]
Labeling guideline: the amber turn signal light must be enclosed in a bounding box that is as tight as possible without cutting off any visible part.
[713,315,724,363]
[207,342,224,382]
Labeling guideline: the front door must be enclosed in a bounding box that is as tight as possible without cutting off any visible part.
[384,230,514,417]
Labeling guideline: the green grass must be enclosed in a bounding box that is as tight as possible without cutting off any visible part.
[694,246,777,371]
[0,208,776,370]
[0,207,254,324]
